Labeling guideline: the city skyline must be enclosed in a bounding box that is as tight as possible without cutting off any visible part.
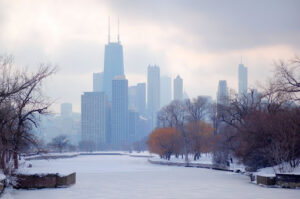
[0,0,299,112]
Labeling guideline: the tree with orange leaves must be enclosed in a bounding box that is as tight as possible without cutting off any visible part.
[147,128,183,160]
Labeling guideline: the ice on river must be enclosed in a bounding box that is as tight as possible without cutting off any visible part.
[2,155,299,199]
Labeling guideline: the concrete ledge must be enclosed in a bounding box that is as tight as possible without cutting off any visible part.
[25,154,79,161]
[80,152,124,156]
[13,172,76,189]
[276,174,300,188]
[56,173,76,187]
[148,159,232,171]
[129,154,154,158]
[256,175,276,186]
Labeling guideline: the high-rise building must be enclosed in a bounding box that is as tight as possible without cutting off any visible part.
[61,103,72,118]
[128,109,138,143]
[93,72,103,92]
[136,83,146,116]
[217,80,228,105]
[174,75,183,100]
[81,92,106,150]
[103,20,124,101]
[128,83,146,116]
[111,76,129,146]
[238,63,248,98]
[160,76,172,107]
[128,85,137,110]
[147,65,160,128]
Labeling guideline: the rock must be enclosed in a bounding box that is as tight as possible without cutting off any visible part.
[56,173,76,187]
[13,173,76,189]
[256,175,276,186]
[276,174,300,189]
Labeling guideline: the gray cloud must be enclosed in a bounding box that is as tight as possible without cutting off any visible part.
[107,0,300,51]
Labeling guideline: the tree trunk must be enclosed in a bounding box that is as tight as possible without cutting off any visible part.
[13,151,18,170]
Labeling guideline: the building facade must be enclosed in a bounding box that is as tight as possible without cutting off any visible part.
[147,65,160,128]
[103,42,124,101]
[217,80,228,105]
[136,83,146,116]
[238,63,248,98]
[160,76,172,108]
[81,92,106,150]
[93,72,103,92]
[173,75,183,101]
[111,76,129,146]
[61,103,72,118]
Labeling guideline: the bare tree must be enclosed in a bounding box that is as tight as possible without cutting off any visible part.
[185,96,208,122]
[0,55,55,174]
[273,56,300,100]
[158,100,190,163]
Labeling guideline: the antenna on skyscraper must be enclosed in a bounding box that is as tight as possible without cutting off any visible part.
[117,17,120,43]
[241,56,243,64]
[108,16,111,43]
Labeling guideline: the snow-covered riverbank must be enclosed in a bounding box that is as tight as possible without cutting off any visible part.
[2,155,299,199]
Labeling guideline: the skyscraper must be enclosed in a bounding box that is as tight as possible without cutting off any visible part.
[136,83,146,116]
[93,72,103,92]
[238,63,248,98]
[174,75,183,100]
[160,76,172,107]
[128,109,138,143]
[61,103,72,118]
[128,85,137,110]
[103,19,124,101]
[81,92,107,150]
[217,80,228,105]
[147,65,160,128]
[111,76,129,146]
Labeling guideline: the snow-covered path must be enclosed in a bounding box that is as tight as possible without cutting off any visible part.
[3,155,300,199]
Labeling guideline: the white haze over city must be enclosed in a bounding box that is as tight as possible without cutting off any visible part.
[0,0,300,112]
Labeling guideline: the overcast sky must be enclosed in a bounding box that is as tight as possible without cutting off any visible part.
[0,0,300,113]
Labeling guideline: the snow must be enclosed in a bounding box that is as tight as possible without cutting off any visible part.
[23,152,80,159]
[2,155,300,199]
[254,162,300,177]
[0,173,5,181]
[150,154,213,164]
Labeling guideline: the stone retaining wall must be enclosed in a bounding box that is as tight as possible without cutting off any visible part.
[13,172,76,189]
[276,174,300,188]
[255,174,300,188]
[25,154,79,161]
[148,158,232,172]
[256,175,276,186]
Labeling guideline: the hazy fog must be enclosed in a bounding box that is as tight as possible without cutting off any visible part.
[0,0,299,112]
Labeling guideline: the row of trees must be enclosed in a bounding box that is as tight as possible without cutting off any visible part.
[217,57,300,171]
[0,56,55,175]
[148,96,215,162]
[148,122,214,160]
[148,56,300,172]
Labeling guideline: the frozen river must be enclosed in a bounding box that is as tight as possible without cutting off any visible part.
[3,155,300,199]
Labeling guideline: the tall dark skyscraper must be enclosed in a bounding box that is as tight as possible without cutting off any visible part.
[103,19,124,101]
[111,76,129,146]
